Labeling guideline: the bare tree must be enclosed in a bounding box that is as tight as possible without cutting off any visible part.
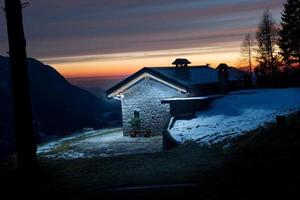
[241,33,255,73]
[4,0,37,174]
[255,9,278,76]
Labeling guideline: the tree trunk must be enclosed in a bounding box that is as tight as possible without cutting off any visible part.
[298,42,300,69]
[5,0,37,173]
[248,43,252,73]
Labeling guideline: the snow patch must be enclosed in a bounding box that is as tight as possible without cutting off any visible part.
[170,88,300,145]
[37,129,99,156]
[45,150,90,160]
[36,141,59,154]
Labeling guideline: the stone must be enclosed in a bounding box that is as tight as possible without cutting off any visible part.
[121,79,186,136]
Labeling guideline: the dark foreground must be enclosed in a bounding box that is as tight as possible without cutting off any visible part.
[1,112,300,199]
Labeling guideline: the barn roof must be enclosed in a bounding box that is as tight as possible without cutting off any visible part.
[106,65,245,98]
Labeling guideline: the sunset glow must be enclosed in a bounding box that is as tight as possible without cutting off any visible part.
[0,0,285,78]
[44,44,241,78]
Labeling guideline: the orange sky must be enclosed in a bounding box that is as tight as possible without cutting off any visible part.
[0,1,283,78]
[41,44,242,78]
[0,0,284,78]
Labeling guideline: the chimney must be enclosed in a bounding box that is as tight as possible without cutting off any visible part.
[216,63,229,94]
[172,58,191,80]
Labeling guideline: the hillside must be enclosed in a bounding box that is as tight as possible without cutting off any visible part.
[35,88,300,160]
[0,56,121,158]
[34,112,300,199]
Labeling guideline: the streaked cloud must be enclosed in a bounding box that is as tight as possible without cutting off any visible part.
[42,42,241,64]
[0,0,285,76]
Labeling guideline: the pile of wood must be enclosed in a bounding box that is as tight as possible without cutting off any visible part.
[129,130,151,138]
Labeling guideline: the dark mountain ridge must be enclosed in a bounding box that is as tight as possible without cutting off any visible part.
[0,55,121,158]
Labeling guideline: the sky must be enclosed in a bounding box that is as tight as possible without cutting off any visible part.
[0,0,285,77]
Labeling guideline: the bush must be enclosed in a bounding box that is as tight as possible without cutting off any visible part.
[130,117,141,129]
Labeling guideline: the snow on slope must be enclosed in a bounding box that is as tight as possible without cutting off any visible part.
[170,88,300,145]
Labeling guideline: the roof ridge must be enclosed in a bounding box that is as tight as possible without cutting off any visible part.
[106,67,189,98]
[146,65,210,69]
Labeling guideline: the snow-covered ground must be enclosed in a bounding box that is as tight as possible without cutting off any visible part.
[170,88,300,145]
[37,128,162,159]
[37,129,102,159]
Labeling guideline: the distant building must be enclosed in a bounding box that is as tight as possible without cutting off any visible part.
[107,59,245,136]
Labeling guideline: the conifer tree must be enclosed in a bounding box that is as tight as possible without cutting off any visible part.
[279,0,300,68]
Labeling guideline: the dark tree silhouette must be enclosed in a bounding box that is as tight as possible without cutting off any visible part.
[279,0,300,68]
[240,33,255,73]
[4,0,37,173]
[255,9,279,85]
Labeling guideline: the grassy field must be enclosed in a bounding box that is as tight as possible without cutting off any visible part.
[203,111,300,199]
[38,112,300,199]
[39,142,227,192]
[2,112,300,199]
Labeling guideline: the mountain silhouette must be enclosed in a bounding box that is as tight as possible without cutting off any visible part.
[0,55,120,158]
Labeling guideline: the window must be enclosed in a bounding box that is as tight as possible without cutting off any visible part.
[134,111,140,118]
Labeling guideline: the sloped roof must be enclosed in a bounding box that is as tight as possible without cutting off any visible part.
[106,67,189,98]
[149,66,218,86]
[106,65,245,98]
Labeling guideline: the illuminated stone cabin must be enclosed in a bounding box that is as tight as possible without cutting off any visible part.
[107,59,245,136]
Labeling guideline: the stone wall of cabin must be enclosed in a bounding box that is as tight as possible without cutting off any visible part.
[121,78,185,136]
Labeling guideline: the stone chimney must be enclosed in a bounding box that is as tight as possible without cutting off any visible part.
[172,58,191,80]
[216,63,229,94]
